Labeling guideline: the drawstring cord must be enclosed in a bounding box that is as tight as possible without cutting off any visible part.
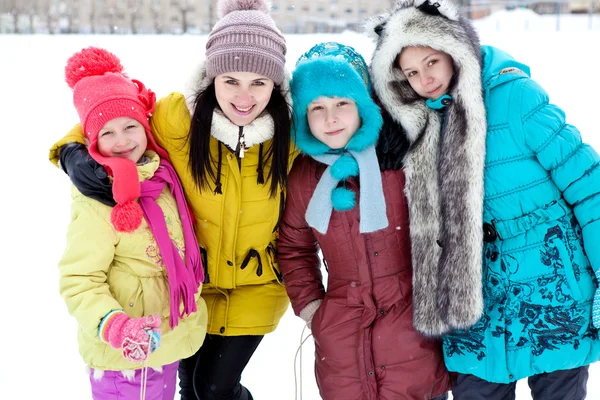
[214,143,223,194]
[294,324,313,400]
[257,143,265,184]
[139,347,151,400]
[266,243,284,283]
[215,136,266,194]
[240,249,263,277]
[139,361,148,400]
[139,327,158,400]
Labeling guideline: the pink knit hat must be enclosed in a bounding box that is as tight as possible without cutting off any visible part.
[65,47,169,232]
[206,0,286,85]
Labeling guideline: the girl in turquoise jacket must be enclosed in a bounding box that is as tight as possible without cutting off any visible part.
[366,0,600,398]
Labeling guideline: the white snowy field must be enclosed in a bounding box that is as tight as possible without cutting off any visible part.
[2,9,600,399]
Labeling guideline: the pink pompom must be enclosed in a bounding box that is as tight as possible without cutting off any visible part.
[111,201,143,232]
[218,0,271,17]
[65,47,124,89]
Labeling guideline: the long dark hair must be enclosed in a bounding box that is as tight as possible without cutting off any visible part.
[376,108,410,171]
[188,83,291,197]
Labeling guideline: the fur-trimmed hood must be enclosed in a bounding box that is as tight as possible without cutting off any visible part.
[365,0,482,141]
[365,0,487,336]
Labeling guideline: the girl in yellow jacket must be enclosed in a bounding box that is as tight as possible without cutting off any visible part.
[51,1,296,399]
[58,47,207,400]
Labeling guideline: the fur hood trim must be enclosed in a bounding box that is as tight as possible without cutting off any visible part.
[366,0,486,336]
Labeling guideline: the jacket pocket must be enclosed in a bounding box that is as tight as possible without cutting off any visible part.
[557,241,583,301]
[108,270,145,317]
[551,224,583,301]
[311,295,361,345]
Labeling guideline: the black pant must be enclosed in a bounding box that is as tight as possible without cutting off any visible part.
[452,366,589,400]
[179,334,264,400]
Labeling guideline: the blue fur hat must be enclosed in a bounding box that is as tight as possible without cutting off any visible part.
[291,42,383,156]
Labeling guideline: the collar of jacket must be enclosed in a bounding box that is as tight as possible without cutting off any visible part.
[137,151,160,181]
[210,109,274,151]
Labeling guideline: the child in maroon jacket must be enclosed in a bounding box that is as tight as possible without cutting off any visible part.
[277,41,451,400]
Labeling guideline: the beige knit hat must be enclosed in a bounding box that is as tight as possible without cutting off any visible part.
[205,0,287,85]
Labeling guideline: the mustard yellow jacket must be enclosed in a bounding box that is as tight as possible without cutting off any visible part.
[50,95,298,336]
[150,93,295,335]
[58,152,207,370]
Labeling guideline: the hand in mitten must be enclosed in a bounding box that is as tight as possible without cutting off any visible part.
[99,311,161,363]
[299,299,323,330]
[59,142,116,207]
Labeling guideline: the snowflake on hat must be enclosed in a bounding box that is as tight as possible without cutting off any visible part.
[65,47,168,233]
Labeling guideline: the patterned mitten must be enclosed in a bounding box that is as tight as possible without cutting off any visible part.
[299,299,323,330]
[99,310,161,363]
[593,271,600,329]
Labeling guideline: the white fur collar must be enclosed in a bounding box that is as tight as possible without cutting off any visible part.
[210,110,274,155]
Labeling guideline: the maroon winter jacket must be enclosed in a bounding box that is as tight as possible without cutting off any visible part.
[278,155,452,400]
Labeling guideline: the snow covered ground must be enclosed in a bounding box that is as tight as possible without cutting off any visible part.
[2,8,600,399]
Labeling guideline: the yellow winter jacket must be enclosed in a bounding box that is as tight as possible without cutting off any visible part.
[150,93,294,335]
[58,152,207,370]
[50,94,299,336]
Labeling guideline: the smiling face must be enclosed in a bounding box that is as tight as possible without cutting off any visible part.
[97,117,148,162]
[214,71,275,126]
[398,46,455,100]
[306,96,361,150]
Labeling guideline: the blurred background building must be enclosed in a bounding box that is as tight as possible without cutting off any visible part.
[0,0,597,34]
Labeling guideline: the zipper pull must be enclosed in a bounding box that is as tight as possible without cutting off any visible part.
[238,126,246,159]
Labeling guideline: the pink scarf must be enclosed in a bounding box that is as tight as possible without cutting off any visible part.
[139,159,204,328]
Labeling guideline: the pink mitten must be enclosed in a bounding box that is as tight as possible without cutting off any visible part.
[99,310,161,363]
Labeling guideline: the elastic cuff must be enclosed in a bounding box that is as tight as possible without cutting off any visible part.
[98,309,126,344]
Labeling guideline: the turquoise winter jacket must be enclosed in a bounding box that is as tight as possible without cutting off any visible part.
[442,46,600,383]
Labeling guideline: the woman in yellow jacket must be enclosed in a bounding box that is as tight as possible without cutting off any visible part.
[50,1,296,399]
[58,47,207,399]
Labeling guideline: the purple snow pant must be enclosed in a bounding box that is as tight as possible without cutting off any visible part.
[90,361,179,400]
